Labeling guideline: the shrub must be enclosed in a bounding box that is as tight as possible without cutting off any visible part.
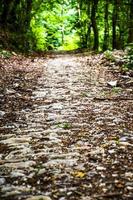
[124,43,133,69]
[0,50,12,58]
[104,50,115,61]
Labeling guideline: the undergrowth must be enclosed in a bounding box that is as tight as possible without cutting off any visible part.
[124,43,133,69]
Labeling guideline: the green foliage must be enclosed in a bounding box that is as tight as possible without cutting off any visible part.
[104,50,115,61]
[30,0,79,51]
[56,122,71,129]
[59,34,80,50]
[63,123,72,129]
[0,50,12,59]
[124,43,133,69]
[31,21,47,50]
[111,87,122,94]
[0,0,132,52]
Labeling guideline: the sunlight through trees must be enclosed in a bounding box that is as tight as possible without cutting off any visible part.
[0,0,133,51]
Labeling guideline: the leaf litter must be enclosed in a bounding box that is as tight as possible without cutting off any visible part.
[0,51,133,200]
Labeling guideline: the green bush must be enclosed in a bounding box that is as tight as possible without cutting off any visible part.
[0,50,12,58]
[104,50,115,61]
[124,43,133,69]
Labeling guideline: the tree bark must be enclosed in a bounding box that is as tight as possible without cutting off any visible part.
[0,0,32,50]
[128,0,133,43]
[112,0,117,49]
[86,0,91,48]
[103,0,109,51]
[91,0,99,51]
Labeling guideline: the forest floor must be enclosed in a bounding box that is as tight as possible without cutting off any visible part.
[0,51,133,200]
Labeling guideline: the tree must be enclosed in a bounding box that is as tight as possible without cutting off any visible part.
[112,0,118,49]
[128,0,133,43]
[103,0,109,51]
[0,0,132,51]
[91,0,99,51]
[0,0,32,50]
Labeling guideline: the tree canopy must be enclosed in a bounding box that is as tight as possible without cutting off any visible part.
[0,0,133,51]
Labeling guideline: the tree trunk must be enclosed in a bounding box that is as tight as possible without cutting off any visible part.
[0,0,32,50]
[103,0,109,51]
[61,2,64,45]
[86,0,91,48]
[0,0,13,27]
[128,0,133,43]
[91,0,99,51]
[112,0,120,49]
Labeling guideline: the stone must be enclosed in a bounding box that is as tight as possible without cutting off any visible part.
[26,196,52,200]
[108,149,115,154]
[38,168,46,175]
[11,171,25,178]
[126,186,133,191]
[0,111,5,117]
[0,177,6,185]
[96,166,106,171]
[5,89,16,94]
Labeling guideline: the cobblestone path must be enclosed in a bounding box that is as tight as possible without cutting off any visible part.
[0,54,133,200]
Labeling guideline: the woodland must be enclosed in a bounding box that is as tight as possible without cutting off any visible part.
[0,1,133,200]
[0,0,133,51]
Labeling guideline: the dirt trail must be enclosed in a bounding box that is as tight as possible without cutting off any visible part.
[0,53,133,200]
